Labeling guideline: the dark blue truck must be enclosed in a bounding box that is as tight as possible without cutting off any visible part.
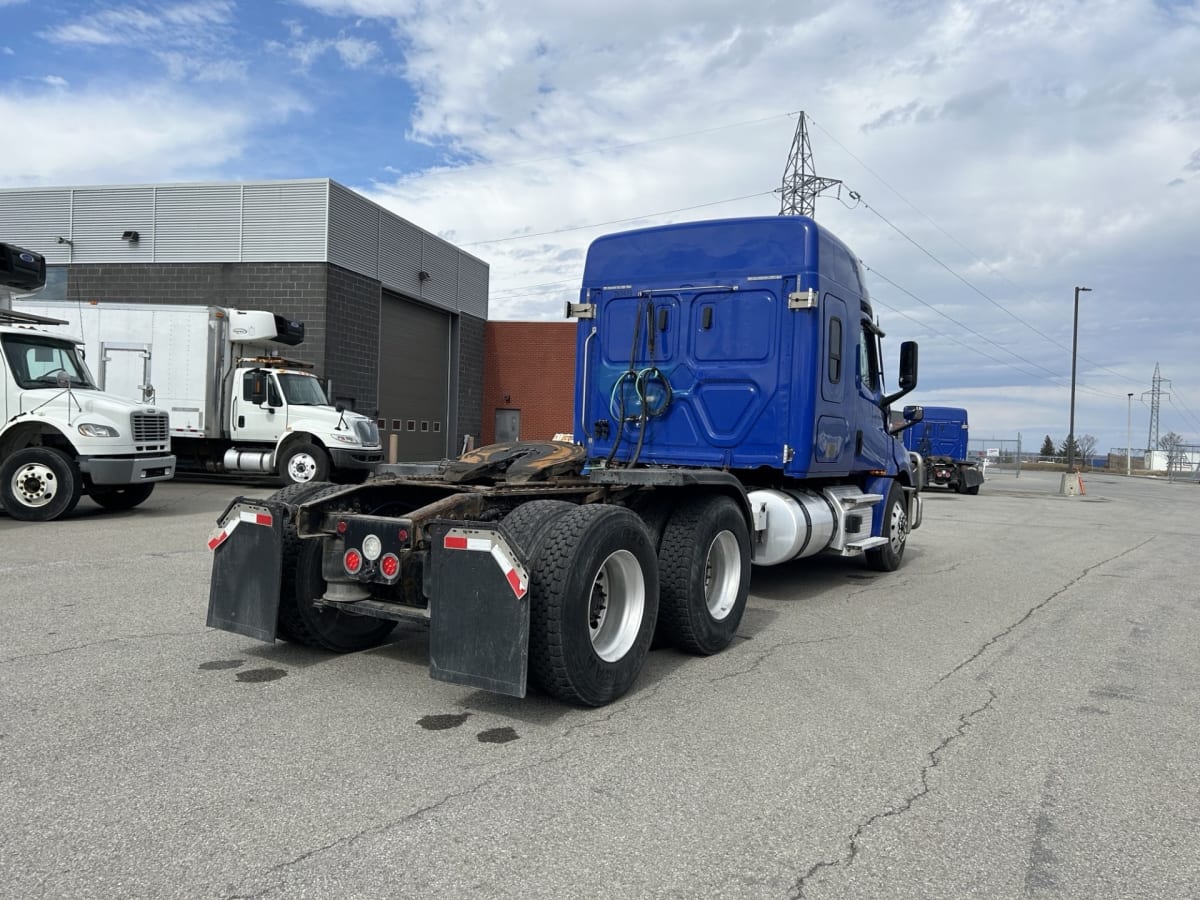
[901,405,984,494]
[206,216,924,706]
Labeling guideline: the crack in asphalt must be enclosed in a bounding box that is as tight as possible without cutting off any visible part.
[707,635,849,686]
[221,740,589,900]
[934,537,1156,685]
[789,689,998,899]
[0,630,210,665]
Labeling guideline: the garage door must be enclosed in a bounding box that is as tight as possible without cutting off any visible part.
[379,293,451,461]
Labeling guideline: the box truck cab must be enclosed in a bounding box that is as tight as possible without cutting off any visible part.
[1,244,175,521]
[11,301,383,485]
[229,351,383,483]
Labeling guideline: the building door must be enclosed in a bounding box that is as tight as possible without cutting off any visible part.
[378,293,451,461]
[495,408,520,443]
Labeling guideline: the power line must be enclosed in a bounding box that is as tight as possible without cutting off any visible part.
[406,110,797,180]
[808,115,1134,383]
[462,190,775,247]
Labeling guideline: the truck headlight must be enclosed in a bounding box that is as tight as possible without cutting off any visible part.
[78,423,120,438]
[330,433,359,444]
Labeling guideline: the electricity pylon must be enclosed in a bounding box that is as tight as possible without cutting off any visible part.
[778,111,842,218]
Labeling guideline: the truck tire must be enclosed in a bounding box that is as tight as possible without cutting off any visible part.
[657,495,750,655]
[0,447,82,521]
[272,481,396,652]
[527,504,659,706]
[865,482,908,572]
[278,441,330,486]
[499,499,576,560]
[88,483,155,511]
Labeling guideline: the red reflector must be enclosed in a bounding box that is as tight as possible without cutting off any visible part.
[380,553,400,578]
[254,513,272,526]
[208,531,228,551]
[443,535,468,550]
[343,548,363,574]
[398,528,409,543]
[337,520,348,534]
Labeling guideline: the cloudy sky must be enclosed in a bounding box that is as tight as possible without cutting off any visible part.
[2,0,1198,454]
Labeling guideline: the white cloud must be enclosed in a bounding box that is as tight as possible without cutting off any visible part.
[0,87,258,185]
[42,1,235,47]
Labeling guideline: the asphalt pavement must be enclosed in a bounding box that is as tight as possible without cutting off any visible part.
[1,469,1197,899]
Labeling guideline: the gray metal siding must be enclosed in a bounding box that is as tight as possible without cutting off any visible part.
[153,185,242,260]
[377,214,424,297]
[0,190,73,264]
[420,234,457,311]
[241,181,327,261]
[328,182,380,278]
[0,179,487,317]
[71,187,155,264]
[457,254,489,319]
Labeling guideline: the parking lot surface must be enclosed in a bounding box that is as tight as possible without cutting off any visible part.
[2,470,1198,899]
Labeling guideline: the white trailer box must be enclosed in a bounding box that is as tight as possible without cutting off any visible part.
[13,300,382,484]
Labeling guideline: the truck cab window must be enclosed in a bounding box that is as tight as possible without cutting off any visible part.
[828,317,843,384]
[858,324,881,393]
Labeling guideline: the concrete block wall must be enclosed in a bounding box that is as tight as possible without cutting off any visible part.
[325,264,381,414]
[457,314,486,450]
[482,322,576,444]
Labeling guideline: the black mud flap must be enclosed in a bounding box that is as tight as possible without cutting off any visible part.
[206,499,284,642]
[427,521,531,698]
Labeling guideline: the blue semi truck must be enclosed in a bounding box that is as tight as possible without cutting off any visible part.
[900,406,984,495]
[207,216,925,706]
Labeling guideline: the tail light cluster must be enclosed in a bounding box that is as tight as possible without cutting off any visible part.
[335,516,412,582]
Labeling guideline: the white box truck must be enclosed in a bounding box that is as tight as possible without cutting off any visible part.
[12,300,383,485]
[1,244,175,521]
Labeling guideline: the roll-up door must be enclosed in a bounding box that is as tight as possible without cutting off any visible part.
[379,292,451,460]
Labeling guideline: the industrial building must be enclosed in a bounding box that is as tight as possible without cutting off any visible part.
[0,178,487,461]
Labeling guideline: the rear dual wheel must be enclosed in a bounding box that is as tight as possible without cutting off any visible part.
[504,503,659,707]
[656,495,751,655]
[270,481,396,652]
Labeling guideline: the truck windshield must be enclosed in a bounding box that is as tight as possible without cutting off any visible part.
[1,333,98,390]
[277,372,328,406]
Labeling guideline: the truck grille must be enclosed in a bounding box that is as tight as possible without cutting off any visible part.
[132,412,170,446]
[355,419,380,446]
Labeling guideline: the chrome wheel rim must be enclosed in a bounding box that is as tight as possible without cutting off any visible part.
[887,498,908,554]
[704,530,741,620]
[287,452,318,483]
[588,549,645,662]
[11,462,58,508]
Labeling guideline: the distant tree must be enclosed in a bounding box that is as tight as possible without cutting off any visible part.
[1059,434,1081,461]
[1039,435,1056,457]
[1077,434,1098,462]
[1160,431,1183,454]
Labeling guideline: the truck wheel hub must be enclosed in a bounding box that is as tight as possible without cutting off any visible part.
[13,464,57,506]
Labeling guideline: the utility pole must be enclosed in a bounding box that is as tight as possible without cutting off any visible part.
[778,112,842,218]
[1127,393,1133,476]
[1067,285,1090,471]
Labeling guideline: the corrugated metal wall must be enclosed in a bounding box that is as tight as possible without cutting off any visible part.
[0,179,488,318]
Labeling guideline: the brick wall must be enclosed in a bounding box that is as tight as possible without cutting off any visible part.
[66,261,329,370]
[482,322,576,444]
[325,264,381,414]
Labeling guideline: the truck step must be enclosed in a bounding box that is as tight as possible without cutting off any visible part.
[842,536,888,554]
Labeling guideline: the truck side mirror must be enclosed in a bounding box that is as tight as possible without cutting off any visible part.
[903,405,924,424]
[881,340,919,411]
[898,341,918,391]
[249,373,268,406]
